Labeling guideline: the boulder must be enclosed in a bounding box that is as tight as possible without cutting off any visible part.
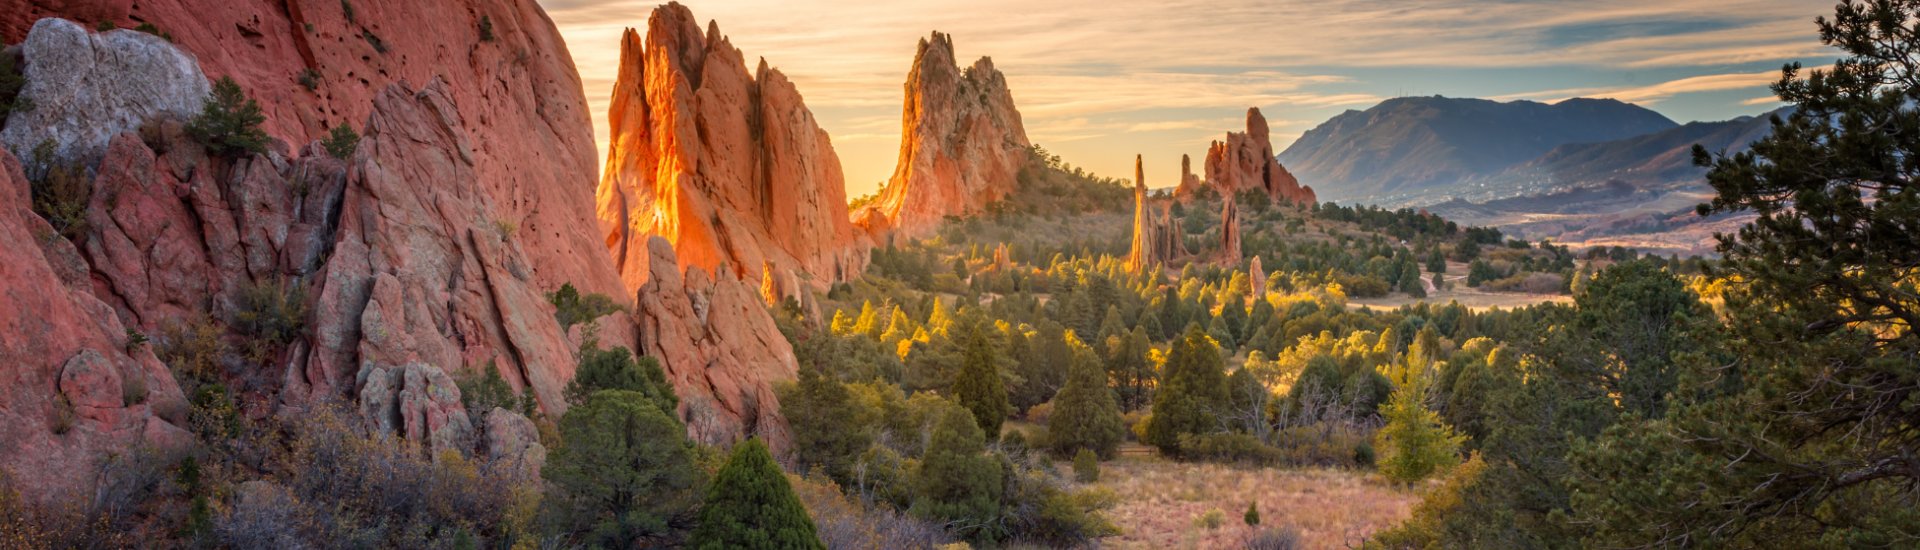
[483,407,546,477]
[0,18,210,169]
[355,361,474,458]
[596,2,869,291]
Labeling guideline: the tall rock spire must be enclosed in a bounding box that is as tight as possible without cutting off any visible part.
[1127,155,1184,272]
[852,32,1031,238]
[1187,107,1316,205]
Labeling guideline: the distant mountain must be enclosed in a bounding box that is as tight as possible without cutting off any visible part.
[1278,96,1680,203]
[1490,108,1784,191]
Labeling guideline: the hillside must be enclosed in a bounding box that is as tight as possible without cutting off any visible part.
[1279,96,1677,204]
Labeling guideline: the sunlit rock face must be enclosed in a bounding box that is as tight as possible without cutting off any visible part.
[596,2,869,294]
[1190,107,1317,206]
[853,31,1031,238]
[1126,155,1184,272]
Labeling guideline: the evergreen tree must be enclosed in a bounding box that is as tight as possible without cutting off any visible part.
[544,390,705,546]
[564,344,677,413]
[777,367,870,485]
[1048,339,1125,458]
[951,322,1009,436]
[912,405,1004,544]
[1143,325,1228,456]
[188,76,269,156]
[689,439,825,550]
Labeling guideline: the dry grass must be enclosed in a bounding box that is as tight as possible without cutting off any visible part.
[1087,455,1416,549]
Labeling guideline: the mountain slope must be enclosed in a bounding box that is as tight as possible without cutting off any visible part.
[1492,108,1783,191]
[1278,96,1678,203]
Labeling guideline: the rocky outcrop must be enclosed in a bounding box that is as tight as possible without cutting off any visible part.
[3,0,630,310]
[633,236,794,452]
[1176,153,1205,197]
[597,3,868,292]
[1217,196,1243,264]
[854,32,1030,237]
[1250,256,1267,297]
[356,361,474,458]
[1126,155,1184,272]
[483,407,547,477]
[301,79,592,422]
[0,18,210,169]
[0,144,193,506]
[1190,108,1316,205]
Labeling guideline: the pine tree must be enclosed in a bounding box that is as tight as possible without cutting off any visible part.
[544,390,705,546]
[689,439,825,550]
[912,404,1003,544]
[778,368,870,485]
[1049,339,1124,458]
[1143,325,1228,455]
[188,76,268,156]
[563,344,677,413]
[951,322,1009,436]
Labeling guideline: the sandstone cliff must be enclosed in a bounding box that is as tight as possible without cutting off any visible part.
[0,0,804,503]
[597,3,869,293]
[1189,108,1316,206]
[854,32,1030,237]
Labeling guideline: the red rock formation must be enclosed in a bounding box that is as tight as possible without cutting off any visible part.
[1216,195,1243,264]
[854,32,1030,237]
[633,236,794,451]
[0,145,193,506]
[2,0,802,488]
[1190,108,1316,205]
[1176,153,1205,197]
[1250,255,1267,297]
[3,0,629,309]
[1126,155,1184,272]
[597,3,868,293]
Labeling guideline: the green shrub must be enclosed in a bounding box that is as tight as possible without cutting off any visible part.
[1178,432,1281,465]
[96,20,117,31]
[1071,448,1099,483]
[1244,501,1260,526]
[231,278,307,360]
[0,53,28,118]
[297,68,321,91]
[133,22,172,41]
[124,328,149,352]
[361,29,388,53]
[688,439,825,550]
[478,16,496,42]
[122,372,148,405]
[1247,526,1303,550]
[188,77,268,157]
[547,283,621,334]
[322,124,358,159]
[1194,508,1225,530]
[456,362,520,420]
[25,141,93,242]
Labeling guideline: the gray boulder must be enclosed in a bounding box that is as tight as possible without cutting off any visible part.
[0,18,209,169]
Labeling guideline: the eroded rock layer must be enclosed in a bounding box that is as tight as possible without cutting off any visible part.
[854,32,1030,237]
[596,2,869,292]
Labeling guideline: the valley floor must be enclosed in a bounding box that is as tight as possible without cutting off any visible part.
[1083,446,1418,549]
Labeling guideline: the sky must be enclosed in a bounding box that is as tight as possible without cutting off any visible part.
[536,0,1837,196]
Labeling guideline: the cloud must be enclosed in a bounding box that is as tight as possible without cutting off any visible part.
[539,0,1834,194]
